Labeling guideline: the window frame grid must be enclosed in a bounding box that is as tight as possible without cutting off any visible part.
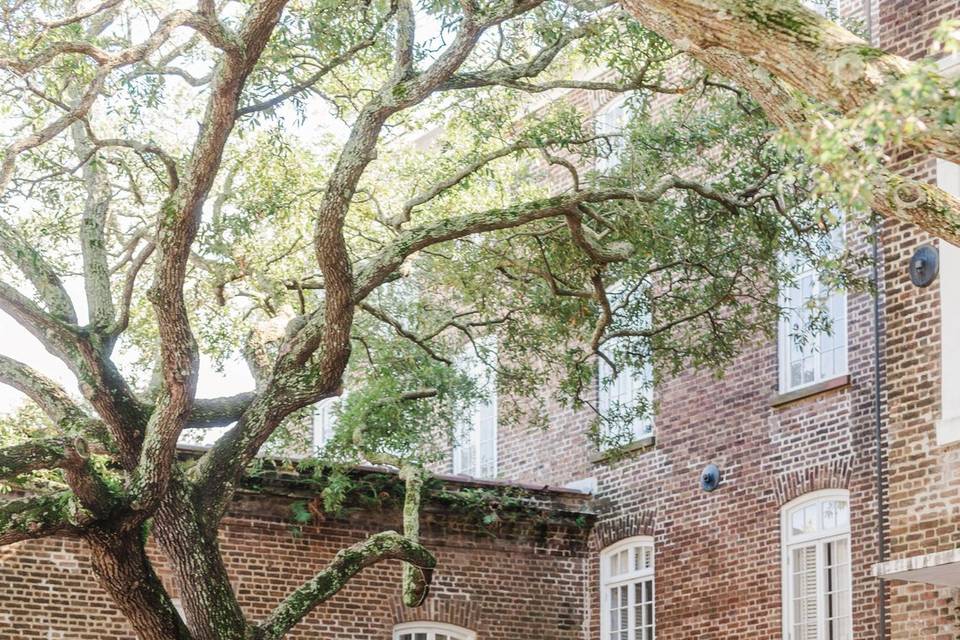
[600,536,656,640]
[777,224,848,395]
[452,338,498,478]
[393,622,475,640]
[780,490,853,640]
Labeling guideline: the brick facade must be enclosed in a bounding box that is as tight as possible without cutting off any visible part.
[0,473,593,639]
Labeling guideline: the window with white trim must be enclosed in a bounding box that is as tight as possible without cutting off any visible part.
[393,622,475,640]
[598,348,653,444]
[311,396,340,451]
[803,0,837,16]
[781,491,852,640]
[598,285,654,445]
[938,159,960,445]
[595,96,628,174]
[778,227,847,393]
[452,339,497,478]
[600,537,655,640]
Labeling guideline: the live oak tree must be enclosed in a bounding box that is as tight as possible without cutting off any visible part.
[619,0,960,244]
[0,1,873,639]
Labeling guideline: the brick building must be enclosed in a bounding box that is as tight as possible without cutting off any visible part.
[2,1,960,639]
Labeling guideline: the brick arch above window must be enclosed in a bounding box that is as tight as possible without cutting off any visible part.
[773,457,852,507]
[589,511,656,551]
[389,598,481,633]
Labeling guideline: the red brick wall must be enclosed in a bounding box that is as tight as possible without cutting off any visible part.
[875,1,960,637]
[0,485,592,639]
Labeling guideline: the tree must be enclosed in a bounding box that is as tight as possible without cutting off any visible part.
[0,1,855,639]
[619,0,960,244]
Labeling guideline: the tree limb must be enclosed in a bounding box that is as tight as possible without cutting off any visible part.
[621,0,960,245]
[0,218,77,322]
[253,531,435,640]
[0,492,92,546]
[131,0,289,514]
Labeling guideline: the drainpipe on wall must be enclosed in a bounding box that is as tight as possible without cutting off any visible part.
[863,3,889,639]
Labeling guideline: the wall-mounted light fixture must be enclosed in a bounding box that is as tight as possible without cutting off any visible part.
[700,463,721,492]
[909,245,939,288]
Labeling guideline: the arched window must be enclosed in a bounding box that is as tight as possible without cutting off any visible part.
[781,490,852,640]
[600,536,655,640]
[393,622,476,640]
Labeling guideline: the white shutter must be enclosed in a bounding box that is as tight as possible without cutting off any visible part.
[791,545,819,640]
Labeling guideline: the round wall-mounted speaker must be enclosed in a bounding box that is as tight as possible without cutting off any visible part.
[700,463,721,492]
[909,245,939,288]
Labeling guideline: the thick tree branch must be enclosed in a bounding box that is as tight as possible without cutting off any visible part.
[253,531,435,640]
[0,437,91,480]
[355,176,741,301]
[0,437,114,515]
[131,0,289,514]
[621,0,960,245]
[185,393,256,429]
[0,354,111,442]
[623,0,960,160]
[0,492,92,546]
[0,218,77,322]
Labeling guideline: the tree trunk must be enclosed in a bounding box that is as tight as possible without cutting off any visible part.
[86,527,193,640]
[152,477,249,640]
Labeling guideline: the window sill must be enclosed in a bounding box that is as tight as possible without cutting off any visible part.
[591,435,655,464]
[769,374,850,408]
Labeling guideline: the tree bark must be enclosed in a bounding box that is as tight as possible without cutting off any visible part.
[152,478,248,640]
[86,527,193,640]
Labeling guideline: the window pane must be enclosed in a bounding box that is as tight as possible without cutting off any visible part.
[824,539,851,640]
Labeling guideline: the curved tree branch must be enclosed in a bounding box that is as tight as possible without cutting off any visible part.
[253,531,436,640]
[0,492,92,546]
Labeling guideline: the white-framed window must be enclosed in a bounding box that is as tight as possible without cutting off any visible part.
[803,0,837,16]
[598,285,654,445]
[311,396,340,450]
[595,96,628,174]
[781,490,852,640]
[393,622,476,640]
[601,537,655,640]
[598,348,653,444]
[452,339,497,478]
[778,228,847,393]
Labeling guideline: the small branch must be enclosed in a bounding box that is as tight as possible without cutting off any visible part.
[359,302,453,365]
[35,0,124,29]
